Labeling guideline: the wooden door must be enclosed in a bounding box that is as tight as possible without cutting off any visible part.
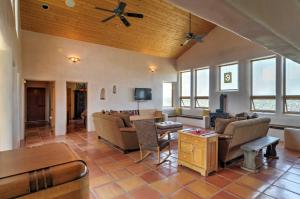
[27,88,46,121]
[49,82,55,129]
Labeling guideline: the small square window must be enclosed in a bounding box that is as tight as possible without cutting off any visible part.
[219,64,238,91]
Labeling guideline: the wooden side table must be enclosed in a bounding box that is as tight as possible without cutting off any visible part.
[178,129,218,176]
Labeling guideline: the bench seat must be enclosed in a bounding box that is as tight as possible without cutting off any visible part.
[241,136,279,172]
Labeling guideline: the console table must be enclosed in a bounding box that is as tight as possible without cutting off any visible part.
[178,129,218,176]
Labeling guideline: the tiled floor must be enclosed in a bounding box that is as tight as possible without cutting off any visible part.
[23,123,300,199]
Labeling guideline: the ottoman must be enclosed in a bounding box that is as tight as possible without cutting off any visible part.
[0,143,89,198]
[156,121,183,134]
[284,128,300,151]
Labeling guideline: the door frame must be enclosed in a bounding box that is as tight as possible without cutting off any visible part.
[24,79,56,133]
[66,81,88,131]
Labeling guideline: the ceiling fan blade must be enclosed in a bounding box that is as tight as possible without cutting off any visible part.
[101,15,116,23]
[194,35,204,42]
[95,7,114,13]
[124,13,144,18]
[181,39,191,46]
[116,1,127,14]
[193,33,207,42]
[120,15,130,27]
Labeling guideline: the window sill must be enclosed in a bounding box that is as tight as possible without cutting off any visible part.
[254,111,276,115]
[162,107,174,109]
[217,89,239,93]
[177,115,203,120]
[283,113,300,116]
[180,107,192,110]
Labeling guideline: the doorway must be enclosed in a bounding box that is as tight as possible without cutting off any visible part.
[66,82,87,133]
[25,80,55,132]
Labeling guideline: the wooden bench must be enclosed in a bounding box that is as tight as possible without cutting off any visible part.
[241,136,280,172]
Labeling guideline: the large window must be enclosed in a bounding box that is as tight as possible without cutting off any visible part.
[219,63,239,91]
[195,68,209,108]
[180,70,191,107]
[284,58,300,113]
[251,57,276,112]
[162,82,173,107]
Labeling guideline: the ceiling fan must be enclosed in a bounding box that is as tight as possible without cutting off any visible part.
[95,0,144,27]
[181,13,205,46]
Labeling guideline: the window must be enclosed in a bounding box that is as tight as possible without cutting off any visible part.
[162,82,173,107]
[219,63,238,91]
[180,70,191,107]
[284,58,300,113]
[251,57,276,112]
[195,68,209,108]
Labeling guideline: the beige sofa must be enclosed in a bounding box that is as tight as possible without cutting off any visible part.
[218,117,271,166]
[92,112,139,153]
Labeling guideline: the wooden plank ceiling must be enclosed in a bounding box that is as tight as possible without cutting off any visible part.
[20,0,216,58]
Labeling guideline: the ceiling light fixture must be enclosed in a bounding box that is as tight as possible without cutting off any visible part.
[149,65,157,73]
[68,56,80,63]
[42,3,49,9]
[65,0,75,8]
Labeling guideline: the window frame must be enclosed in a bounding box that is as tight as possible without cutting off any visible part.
[162,82,174,108]
[283,58,300,114]
[179,70,191,108]
[219,62,239,92]
[194,67,209,109]
[250,56,277,113]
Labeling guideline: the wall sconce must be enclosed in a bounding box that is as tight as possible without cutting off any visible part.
[113,85,117,94]
[68,56,80,63]
[100,88,106,100]
[149,65,157,73]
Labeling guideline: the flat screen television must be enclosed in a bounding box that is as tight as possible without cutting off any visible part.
[134,88,152,101]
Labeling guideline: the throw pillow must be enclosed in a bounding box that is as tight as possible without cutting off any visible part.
[215,118,236,134]
[235,112,249,118]
[112,112,132,127]
[119,113,132,127]
[113,116,125,128]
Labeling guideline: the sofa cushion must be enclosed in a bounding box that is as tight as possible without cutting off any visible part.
[120,127,136,132]
[215,118,236,134]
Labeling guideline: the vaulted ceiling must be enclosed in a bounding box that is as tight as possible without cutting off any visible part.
[20,0,216,58]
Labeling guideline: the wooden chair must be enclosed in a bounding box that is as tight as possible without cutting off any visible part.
[133,119,171,165]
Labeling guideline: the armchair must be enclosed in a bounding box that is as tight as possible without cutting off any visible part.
[133,119,171,165]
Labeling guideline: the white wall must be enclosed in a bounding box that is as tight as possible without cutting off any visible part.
[22,30,177,135]
[0,0,22,150]
[176,27,300,127]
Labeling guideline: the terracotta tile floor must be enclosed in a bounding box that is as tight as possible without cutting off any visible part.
[23,123,300,199]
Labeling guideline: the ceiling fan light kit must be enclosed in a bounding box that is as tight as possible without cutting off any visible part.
[65,0,75,8]
[95,0,144,27]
